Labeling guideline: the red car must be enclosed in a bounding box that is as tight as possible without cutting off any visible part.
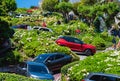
[56,36,96,55]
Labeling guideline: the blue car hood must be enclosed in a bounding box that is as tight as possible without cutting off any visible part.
[29,72,54,80]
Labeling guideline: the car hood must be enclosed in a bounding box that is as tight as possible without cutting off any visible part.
[29,72,54,80]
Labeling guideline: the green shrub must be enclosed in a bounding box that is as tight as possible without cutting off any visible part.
[82,34,94,44]
[12,29,79,61]
[65,50,120,81]
[0,73,41,81]
[92,36,106,50]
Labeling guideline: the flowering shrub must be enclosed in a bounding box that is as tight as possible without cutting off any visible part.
[12,29,79,61]
[63,50,120,81]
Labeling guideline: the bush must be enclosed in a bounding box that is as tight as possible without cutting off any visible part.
[65,50,120,81]
[82,34,94,44]
[91,36,106,50]
[0,73,41,81]
[12,29,79,62]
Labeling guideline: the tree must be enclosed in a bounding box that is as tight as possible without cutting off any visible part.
[41,0,59,12]
[77,2,119,31]
[0,0,17,16]
[55,2,73,23]
[80,0,98,5]
[73,2,80,15]
[15,8,28,14]
[61,0,69,2]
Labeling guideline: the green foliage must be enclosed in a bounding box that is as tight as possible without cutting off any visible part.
[0,73,41,81]
[80,0,98,5]
[82,34,94,44]
[0,50,23,66]
[77,2,120,27]
[55,2,73,13]
[62,51,115,80]
[61,0,69,2]
[73,2,80,15]
[0,18,15,39]
[15,8,28,14]
[0,0,17,16]
[41,0,59,12]
[92,36,106,50]
[12,29,79,61]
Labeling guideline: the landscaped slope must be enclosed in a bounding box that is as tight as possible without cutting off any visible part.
[62,50,120,81]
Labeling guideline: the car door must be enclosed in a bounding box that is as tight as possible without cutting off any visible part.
[67,37,83,51]
[45,55,56,71]
[54,54,65,69]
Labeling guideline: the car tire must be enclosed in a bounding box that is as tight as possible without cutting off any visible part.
[85,49,93,56]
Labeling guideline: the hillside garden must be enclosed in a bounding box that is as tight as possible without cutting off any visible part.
[0,0,120,81]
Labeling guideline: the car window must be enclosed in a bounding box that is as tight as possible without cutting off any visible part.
[47,55,55,61]
[73,38,83,44]
[62,36,84,44]
[90,75,101,81]
[101,76,119,81]
[55,54,65,60]
[40,28,49,31]
[63,37,74,42]
[28,65,48,74]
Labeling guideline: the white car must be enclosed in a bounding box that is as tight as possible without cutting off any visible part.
[32,26,53,33]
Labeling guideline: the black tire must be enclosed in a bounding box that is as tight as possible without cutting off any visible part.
[85,49,93,56]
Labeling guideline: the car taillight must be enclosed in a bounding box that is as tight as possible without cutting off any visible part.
[81,80,85,81]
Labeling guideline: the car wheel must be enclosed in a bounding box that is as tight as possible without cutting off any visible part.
[85,49,93,56]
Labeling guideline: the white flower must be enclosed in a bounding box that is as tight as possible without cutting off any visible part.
[66,76,70,81]
[117,63,120,66]
[75,64,79,67]
[105,68,111,71]
[97,62,100,64]
[110,51,119,57]
[107,64,113,67]
[68,67,73,71]
[83,73,87,76]
[81,69,87,73]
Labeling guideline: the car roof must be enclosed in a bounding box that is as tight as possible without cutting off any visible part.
[59,36,78,39]
[89,72,120,78]
[26,61,46,66]
[38,52,66,56]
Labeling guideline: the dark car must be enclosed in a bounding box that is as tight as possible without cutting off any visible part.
[56,36,96,56]
[26,61,54,81]
[33,53,72,72]
[12,24,28,29]
[82,73,120,81]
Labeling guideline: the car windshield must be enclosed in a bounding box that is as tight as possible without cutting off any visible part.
[61,36,84,44]
[28,65,49,74]
[33,54,49,63]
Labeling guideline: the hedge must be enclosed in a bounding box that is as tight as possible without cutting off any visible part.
[0,73,41,81]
